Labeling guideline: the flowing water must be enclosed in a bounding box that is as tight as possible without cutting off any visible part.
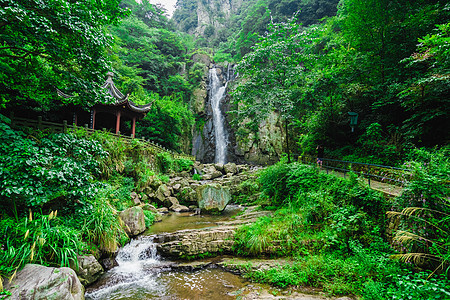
[85,206,255,300]
[209,68,228,164]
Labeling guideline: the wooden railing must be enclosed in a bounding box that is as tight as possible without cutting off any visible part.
[10,115,195,161]
[298,155,412,187]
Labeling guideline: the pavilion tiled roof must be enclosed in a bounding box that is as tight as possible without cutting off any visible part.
[58,72,152,113]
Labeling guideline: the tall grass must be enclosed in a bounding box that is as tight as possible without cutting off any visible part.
[0,211,85,279]
[70,189,129,254]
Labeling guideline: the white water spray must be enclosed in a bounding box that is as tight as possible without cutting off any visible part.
[209,68,228,164]
[85,237,166,299]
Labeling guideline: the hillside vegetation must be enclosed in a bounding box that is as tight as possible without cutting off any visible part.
[0,0,448,298]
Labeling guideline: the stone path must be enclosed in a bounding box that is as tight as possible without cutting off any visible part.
[322,169,404,197]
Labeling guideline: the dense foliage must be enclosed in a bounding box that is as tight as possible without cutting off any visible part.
[135,93,194,152]
[231,0,449,164]
[233,158,450,298]
[0,0,126,109]
[0,117,106,213]
[0,115,193,282]
[389,147,449,276]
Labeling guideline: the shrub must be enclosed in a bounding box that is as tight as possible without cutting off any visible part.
[0,122,106,213]
[362,271,450,300]
[157,152,174,173]
[192,173,202,181]
[143,210,155,228]
[388,147,449,274]
[258,161,290,206]
[174,158,194,172]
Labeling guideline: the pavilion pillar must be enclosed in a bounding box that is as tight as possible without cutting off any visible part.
[131,116,136,138]
[115,111,121,134]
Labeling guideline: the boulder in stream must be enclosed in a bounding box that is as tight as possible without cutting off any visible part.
[224,163,238,175]
[196,183,231,213]
[4,264,84,300]
[119,206,146,236]
[170,203,190,212]
[71,255,104,286]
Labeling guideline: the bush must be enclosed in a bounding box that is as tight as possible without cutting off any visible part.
[362,272,450,300]
[143,210,155,228]
[0,122,106,212]
[258,161,290,206]
[174,158,194,172]
[157,152,174,173]
[388,146,449,274]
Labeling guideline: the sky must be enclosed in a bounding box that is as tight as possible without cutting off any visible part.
[149,0,177,17]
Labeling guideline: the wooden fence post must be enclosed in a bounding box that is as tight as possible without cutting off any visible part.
[63,120,67,133]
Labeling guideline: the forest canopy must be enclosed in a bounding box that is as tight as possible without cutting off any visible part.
[0,0,127,109]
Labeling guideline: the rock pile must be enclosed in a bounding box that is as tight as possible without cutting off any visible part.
[134,162,260,214]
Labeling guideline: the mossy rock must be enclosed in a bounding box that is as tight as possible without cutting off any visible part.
[196,183,231,213]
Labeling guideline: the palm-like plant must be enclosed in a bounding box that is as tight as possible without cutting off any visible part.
[387,147,449,276]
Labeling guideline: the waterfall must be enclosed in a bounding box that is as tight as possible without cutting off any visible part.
[209,67,228,164]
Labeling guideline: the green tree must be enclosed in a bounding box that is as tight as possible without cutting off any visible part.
[399,22,450,145]
[110,13,189,100]
[233,18,308,162]
[136,93,194,152]
[0,0,126,109]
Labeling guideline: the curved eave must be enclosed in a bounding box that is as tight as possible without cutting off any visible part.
[128,100,152,113]
[102,80,127,103]
[56,88,75,99]
[57,73,153,113]
[111,99,152,113]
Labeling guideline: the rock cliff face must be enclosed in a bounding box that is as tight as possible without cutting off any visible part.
[190,57,284,164]
[234,111,285,165]
[175,0,245,37]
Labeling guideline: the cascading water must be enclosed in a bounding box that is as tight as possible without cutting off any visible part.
[209,67,228,164]
[85,236,169,299]
[84,208,259,300]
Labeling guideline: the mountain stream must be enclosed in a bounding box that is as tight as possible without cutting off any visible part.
[85,206,264,300]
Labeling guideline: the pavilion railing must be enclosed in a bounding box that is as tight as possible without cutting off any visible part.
[298,155,412,187]
[9,114,195,161]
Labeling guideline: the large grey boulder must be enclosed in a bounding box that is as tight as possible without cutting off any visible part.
[155,184,171,203]
[224,163,238,175]
[140,203,158,213]
[164,196,180,208]
[71,255,104,286]
[196,183,231,213]
[119,206,146,236]
[4,264,84,300]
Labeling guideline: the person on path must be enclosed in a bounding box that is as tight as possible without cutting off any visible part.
[316,144,324,168]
